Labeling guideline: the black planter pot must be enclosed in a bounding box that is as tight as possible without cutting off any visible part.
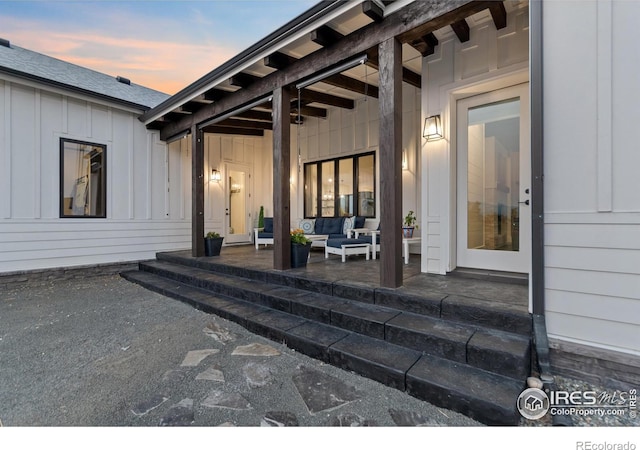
[204,237,224,256]
[290,243,311,268]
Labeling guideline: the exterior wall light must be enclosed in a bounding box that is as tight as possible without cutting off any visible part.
[423,115,443,141]
[211,168,221,182]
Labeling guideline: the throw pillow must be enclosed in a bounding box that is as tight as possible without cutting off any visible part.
[263,217,273,233]
[342,216,355,235]
[299,218,316,234]
[355,216,366,228]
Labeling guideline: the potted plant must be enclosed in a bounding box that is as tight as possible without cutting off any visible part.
[204,231,224,256]
[290,228,311,268]
[258,205,265,229]
[402,210,418,238]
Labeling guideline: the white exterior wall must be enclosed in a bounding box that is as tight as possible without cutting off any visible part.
[203,134,265,233]
[291,85,421,231]
[0,77,190,273]
[421,4,530,274]
[543,0,640,356]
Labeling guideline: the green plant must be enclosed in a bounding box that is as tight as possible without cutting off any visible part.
[258,205,265,228]
[290,228,310,245]
[205,231,221,239]
[403,210,418,228]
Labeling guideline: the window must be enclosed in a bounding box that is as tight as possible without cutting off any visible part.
[304,152,376,218]
[60,138,106,218]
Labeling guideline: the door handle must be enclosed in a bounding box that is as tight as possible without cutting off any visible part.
[519,200,530,206]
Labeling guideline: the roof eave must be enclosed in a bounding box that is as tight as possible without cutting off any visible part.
[0,66,155,112]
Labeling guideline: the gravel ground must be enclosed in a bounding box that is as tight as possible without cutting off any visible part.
[1,274,636,433]
[0,275,478,428]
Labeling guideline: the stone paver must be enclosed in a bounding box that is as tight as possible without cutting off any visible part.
[196,367,225,383]
[231,343,280,357]
[180,349,219,367]
[202,390,252,411]
[292,366,361,414]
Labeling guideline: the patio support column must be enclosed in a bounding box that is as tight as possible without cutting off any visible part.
[272,86,291,269]
[378,37,403,288]
[191,125,205,257]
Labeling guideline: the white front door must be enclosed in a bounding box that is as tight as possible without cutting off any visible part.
[456,83,531,273]
[225,163,252,244]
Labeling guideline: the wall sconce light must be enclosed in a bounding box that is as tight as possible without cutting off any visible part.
[423,115,443,141]
[402,151,408,171]
[211,168,221,182]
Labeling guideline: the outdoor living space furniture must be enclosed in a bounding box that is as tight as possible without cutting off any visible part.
[348,219,380,259]
[402,237,421,265]
[325,238,370,263]
[304,234,329,248]
[254,217,274,249]
[298,216,366,242]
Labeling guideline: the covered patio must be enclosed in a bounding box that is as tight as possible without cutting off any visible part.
[139,0,527,289]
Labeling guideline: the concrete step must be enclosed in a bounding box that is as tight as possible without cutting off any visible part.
[155,251,531,336]
[130,260,530,380]
[121,269,524,425]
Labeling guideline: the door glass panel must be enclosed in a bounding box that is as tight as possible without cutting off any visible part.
[304,164,318,217]
[338,159,353,216]
[357,154,375,217]
[321,161,335,217]
[228,169,246,235]
[467,98,520,251]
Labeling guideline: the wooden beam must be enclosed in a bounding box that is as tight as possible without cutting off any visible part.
[229,72,261,88]
[489,1,507,30]
[159,1,489,140]
[203,88,229,102]
[378,37,403,288]
[298,88,355,109]
[362,0,384,23]
[191,126,205,257]
[233,109,272,122]
[323,73,379,98]
[181,101,205,113]
[399,1,493,44]
[451,19,470,43]
[310,25,344,48]
[272,87,291,270]
[201,125,264,136]
[269,51,377,99]
[408,32,439,57]
[367,47,421,89]
[217,118,272,130]
[293,104,327,118]
[264,51,297,70]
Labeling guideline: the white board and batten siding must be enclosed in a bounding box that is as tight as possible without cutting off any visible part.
[421,3,530,274]
[0,78,191,273]
[543,0,640,357]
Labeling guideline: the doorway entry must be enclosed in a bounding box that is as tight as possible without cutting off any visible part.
[225,163,252,244]
[456,83,530,273]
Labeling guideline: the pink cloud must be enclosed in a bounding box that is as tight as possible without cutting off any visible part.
[2,20,237,94]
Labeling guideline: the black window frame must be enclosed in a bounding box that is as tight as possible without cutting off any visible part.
[59,138,107,219]
[303,151,376,218]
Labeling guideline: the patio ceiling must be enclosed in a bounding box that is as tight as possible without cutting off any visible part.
[141,0,527,139]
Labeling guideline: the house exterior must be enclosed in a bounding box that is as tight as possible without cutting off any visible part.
[1,0,638,388]
[0,40,193,273]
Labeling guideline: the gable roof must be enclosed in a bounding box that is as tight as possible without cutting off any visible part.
[0,40,169,110]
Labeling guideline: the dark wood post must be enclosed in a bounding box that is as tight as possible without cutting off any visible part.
[191,125,205,257]
[272,87,291,269]
[378,37,403,288]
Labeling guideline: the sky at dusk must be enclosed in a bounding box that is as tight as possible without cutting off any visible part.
[0,0,317,94]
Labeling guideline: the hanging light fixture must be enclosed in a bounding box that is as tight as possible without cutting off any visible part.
[423,115,443,141]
